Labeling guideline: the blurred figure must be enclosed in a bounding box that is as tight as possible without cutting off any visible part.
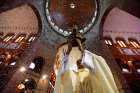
[54,27,119,93]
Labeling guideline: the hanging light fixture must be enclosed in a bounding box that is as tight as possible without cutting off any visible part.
[70,3,75,9]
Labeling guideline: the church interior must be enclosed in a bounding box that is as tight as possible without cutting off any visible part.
[0,0,140,93]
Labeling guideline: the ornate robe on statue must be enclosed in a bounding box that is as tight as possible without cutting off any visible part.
[54,46,119,93]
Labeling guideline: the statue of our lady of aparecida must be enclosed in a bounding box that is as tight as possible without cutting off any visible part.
[53,28,119,93]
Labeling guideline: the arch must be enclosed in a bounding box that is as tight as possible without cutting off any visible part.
[28,4,42,36]
[103,36,114,45]
[26,33,38,43]
[0,4,42,36]
[3,33,15,42]
[115,37,127,48]
[14,34,26,43]
[100,6,140,43]
[0,4,42,64]
[128,38,140,48]
[99,5,115,39]
[128,38,140,44]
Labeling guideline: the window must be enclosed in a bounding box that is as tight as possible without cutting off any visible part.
[128,39,140,55]
[15,35,26,43]
[3,34,14,42]
[104,39,112,45]
[28,36,36,42]
[129,41,140,48]
[27,34,37,43]
[121,48,135,55]
[116,40,127,47]
[132,49,140,55]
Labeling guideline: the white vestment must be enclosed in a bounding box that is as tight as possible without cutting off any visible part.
[54,46,119,93]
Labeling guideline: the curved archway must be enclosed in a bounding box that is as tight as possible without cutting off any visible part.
[0,5,42,92]
[99,5,115,39]
[100,6,140,42]
[100,6,140,93]
[0,4,42,65]
[0,4,42,35]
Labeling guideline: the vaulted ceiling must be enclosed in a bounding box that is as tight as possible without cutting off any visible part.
[0,0,140,45]
[49,0,97,31]
[0,0,140,23]
[0,4,39,35]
